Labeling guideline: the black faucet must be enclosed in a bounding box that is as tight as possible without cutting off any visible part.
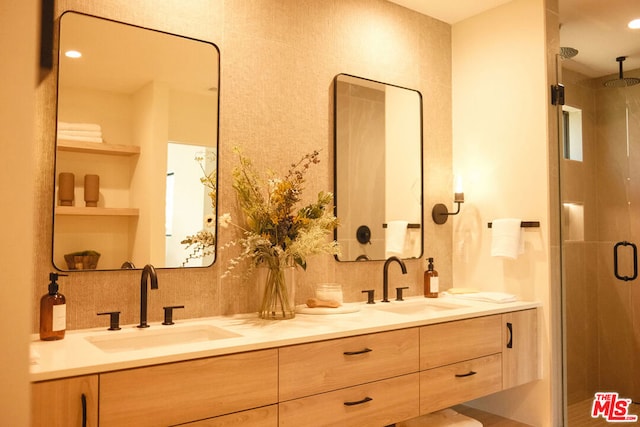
[137,264,158,328]
[382,256,407,303]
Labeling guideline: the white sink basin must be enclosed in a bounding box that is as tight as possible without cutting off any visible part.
[86,324,241,353]
[373,299,467,315]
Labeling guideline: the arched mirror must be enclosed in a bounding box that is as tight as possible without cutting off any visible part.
[53,12,219,271]
[334,74,423,262]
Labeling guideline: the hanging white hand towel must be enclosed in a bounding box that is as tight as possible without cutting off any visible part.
[491,218,524,259]
[385,220,408,258]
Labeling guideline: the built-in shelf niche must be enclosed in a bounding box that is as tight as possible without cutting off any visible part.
[562,105,583,162]
[562,202,584,241]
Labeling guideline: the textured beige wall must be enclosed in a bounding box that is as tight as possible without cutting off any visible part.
[33,0,452,330]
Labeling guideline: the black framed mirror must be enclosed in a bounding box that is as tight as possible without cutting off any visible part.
[334,74,423,262]
[53,12,220,271]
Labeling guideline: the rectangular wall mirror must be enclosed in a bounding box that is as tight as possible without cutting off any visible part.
[53,12,219,271]
[334,74,423,262]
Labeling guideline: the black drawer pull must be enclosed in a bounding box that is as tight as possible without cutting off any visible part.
[344,396,373,406]
[343,348,372,356]
[81,393,87,427]
[506,322,513,349]
[455,371,477,378]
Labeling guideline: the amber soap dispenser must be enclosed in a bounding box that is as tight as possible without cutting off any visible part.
[40,272,67,341]
[424,257,439,298]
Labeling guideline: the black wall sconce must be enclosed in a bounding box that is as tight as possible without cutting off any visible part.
[432,191,464,225]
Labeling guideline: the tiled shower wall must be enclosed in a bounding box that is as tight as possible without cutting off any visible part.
[562,66,640,403]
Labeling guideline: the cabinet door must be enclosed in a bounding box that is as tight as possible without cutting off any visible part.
[503,309,539,388]
[100,349,278,427]
[31,375,98,427]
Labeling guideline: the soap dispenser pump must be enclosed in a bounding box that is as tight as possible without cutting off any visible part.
[424,257,439,298]
[40,272,68,341]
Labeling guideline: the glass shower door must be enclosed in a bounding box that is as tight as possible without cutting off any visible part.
[559,60,640,424]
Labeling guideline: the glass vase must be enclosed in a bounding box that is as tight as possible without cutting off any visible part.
[258,262,296,320]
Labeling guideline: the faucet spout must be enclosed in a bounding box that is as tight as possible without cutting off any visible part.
[382,256,407,303]
[138,264,158,328]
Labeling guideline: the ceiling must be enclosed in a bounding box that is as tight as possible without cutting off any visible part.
[388,0,640,78]
[59,12,219,95]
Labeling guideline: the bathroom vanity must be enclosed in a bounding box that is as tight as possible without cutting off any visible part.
[30,298,539,426]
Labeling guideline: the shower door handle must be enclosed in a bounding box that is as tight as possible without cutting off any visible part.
[614,241,638,281]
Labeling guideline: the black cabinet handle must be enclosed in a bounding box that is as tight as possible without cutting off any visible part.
[455,371,477,378]
[81,393,87,427]
[344,348,372,356]
[507,322,513,349]
[344,396,373,406]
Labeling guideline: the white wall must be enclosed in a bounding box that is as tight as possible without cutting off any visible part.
[452,0,552,425]
[0,0,38,424]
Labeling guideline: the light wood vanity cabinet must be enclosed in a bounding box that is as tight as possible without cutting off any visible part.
[99,349,278,427]
[31,374,98,427]
[419,315,503,414]
[418,310,538,415]
[31,308,539,426]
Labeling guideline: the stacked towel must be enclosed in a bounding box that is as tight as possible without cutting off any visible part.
[450,291,518,303]
[30,348,40,365]
[397,408,482,426]
[57,121,103,143]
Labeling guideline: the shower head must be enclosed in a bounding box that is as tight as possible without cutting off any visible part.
[560,47,578,59]
[604,56,640,88]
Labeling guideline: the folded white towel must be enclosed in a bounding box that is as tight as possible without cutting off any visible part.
[491,218,524,259]
[58,121,102,132]
[57,129,103,138]
[385,220,408,257]
[57,134,103,143]
[397,408,482,427]
[451,291,518,303]
[30,347,40,365]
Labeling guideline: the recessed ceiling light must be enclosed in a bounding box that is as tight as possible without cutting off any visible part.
[628,19,640,29]
[65,50,82,58]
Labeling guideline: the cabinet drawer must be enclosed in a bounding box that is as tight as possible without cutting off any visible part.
[175,405,277,426]
[279,373,419,427]
[420,315,501,369]
[419,353,502,414]
[100,349,278,427]
[279,328,419,401]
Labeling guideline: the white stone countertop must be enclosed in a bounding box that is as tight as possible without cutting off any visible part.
[30,295,541,382]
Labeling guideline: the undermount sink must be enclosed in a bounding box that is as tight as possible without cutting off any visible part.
[373,299,467,315]
[86,324,241,353]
